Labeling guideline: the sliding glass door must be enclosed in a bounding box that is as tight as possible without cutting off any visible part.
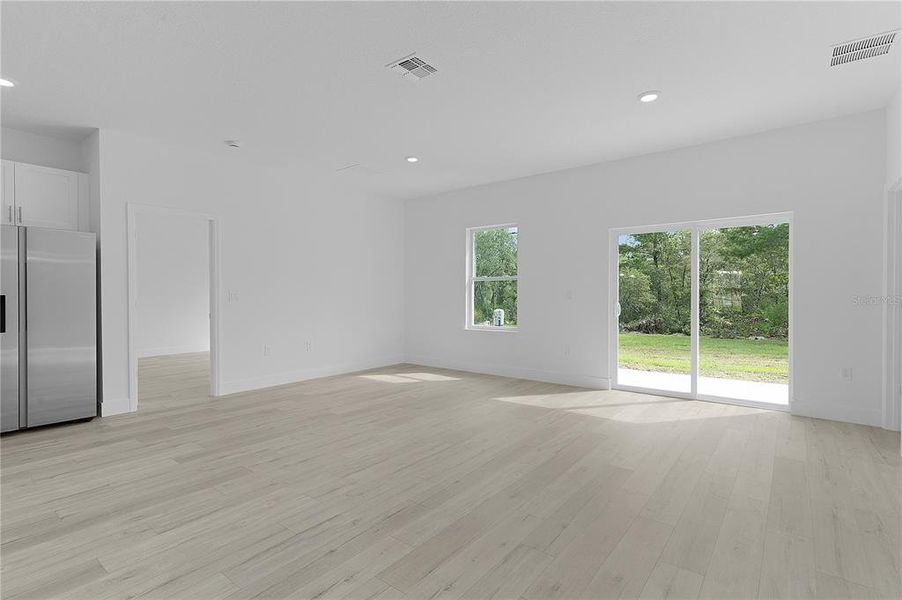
[613,215,791,408]
[616,230,692,394]
[698,224,789,404]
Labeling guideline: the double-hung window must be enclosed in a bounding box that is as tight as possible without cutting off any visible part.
[467,225,518,330]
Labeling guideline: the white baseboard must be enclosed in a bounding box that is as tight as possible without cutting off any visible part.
[791,399,883,428]
[405,355,611,390]
[219,355,407,396]
[137,344,210,358]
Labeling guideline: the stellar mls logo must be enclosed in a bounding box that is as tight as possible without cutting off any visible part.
[851,295,902,306]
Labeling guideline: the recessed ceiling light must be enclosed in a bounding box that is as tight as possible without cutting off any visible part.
[638,90,660,103]
[406,156,419,163]
[0,78,16,88]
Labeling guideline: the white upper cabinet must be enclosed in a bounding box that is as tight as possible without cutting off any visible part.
[1,161,14,226]
[13,163,80,230]
[1,161,88,231]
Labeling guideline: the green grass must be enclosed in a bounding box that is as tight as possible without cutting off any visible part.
[618,333,788,383]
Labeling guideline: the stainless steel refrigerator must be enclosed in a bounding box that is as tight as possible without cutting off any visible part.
[1,225,97,432]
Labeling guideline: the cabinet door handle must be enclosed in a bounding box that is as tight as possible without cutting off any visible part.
[16,206,22,223]
[6,206,10,223]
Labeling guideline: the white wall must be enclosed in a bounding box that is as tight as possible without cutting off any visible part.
[1,127,88,172]
[405,110,887,427]
[98,129,405,415]
[135,211,210,358]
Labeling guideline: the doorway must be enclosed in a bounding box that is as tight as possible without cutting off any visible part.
[897,189,902,436]
[898,190,902,435]
[888,186,902,432]
[126,204,221,411]
[611,213,792,409]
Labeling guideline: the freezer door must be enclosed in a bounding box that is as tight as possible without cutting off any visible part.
[26,228,97,427]
[1,225,20,432]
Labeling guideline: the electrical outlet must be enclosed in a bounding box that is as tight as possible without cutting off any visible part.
[305,340,312,352]
[841,367,853,382]
[227,290,239,303]
[263,345,271,357]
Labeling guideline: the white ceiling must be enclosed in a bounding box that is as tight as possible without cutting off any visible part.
[2,1,900,200]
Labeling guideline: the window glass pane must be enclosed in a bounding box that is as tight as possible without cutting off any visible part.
[473,280,518,327]
[474,227,518,277]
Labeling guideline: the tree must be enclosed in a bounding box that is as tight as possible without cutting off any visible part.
[618,224,788,339]
[473,228,518,325]
[718,223,789,337]
[618,268,654,325]
[618,231,691,334]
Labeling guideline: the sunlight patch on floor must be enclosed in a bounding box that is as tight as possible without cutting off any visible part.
[398,372,460,382]
[359,372,460,383]
[493,388,767,423]
[492,391,605,410]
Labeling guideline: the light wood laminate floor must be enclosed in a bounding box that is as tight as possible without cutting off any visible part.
[1,353,899,599]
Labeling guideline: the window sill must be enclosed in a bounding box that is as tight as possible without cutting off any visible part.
[465,326,519,333]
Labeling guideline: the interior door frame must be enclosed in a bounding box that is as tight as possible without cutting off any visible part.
[609,211,794,412]
[897,186,902,440]
[885,180,902,433]
[898,187,902,437]
[126,203,222,411]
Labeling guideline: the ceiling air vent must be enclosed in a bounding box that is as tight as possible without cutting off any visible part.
[386,53,438,80]
[831,31,897,66]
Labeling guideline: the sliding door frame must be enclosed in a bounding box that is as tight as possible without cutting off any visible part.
[609,211,794,412]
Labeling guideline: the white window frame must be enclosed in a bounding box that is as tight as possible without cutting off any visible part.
[466,223,519,332]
